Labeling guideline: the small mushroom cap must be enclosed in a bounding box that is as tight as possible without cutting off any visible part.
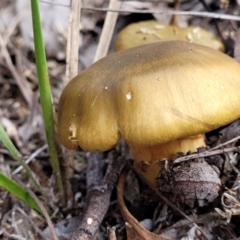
[114,20,224,52]
[58,41,240,151]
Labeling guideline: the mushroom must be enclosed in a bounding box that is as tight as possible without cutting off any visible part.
[58,41,240,187]
[114,20,224,52]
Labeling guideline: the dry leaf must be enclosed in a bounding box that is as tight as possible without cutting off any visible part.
[117,170,169,240]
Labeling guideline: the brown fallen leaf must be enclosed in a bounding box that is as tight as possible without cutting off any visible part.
[117,169,169,240]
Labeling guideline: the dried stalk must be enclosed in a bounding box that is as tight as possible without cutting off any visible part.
[60,0,82,208]
[93,0,121,62]
[65,0,81,82]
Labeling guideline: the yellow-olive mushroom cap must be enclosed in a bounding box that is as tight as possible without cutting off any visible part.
[114,20,224,52]
[58,41,240,151]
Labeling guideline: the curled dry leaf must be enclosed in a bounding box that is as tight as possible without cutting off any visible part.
[157,158,221,207]
[117,169,168,240]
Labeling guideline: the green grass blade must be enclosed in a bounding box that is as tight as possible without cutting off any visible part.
[30,0,64,204]
[0,172,41,213]
[0,124,21,160]
[0,123,41,190]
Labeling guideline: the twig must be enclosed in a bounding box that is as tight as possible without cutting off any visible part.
[0,34,33,107]
[172,134,240,165]
[174,145,240,164]
[57,146,75,207]
[39,0,69,7]
[71,151,125,240]
[2,9,26,46]
[93,0,121,62]
[153,189,210,240]
[198,0,224,42]
[82,7,240,22]
[210,135,240,151]
[12,144,47,175]
[159,212,219,234]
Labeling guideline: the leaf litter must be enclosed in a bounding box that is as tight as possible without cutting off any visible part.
[1,0,240,239]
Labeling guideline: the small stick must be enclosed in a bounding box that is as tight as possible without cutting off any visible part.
[174,145,240,164]
[82,7,240,22]
[93,0,121,62]
[71,151,125,240]
[0,34,33,107]
[210,135,240,151]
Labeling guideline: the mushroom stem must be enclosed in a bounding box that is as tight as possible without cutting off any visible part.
[129,134,205,186]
